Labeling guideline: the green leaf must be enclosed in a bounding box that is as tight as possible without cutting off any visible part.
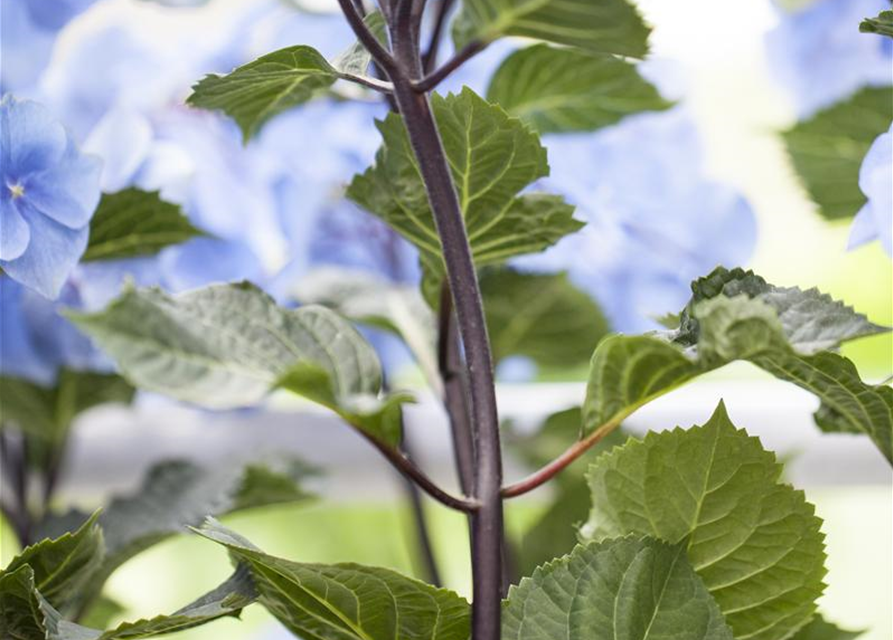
[860,9,893,38]
[332,11,387,76]
[503,536,734,640]
[188,12,387,141]
[77,597,125,630]
[582,268,892,465]
[67,282,407,443]
[188,47,339,141]
[196,518,471,640]
[0,563,255,640]
[1,566,50,640]
[290,267,440,393]
[348,88,581,293]
[788,616,863,640]
[782,86,893,220]
[35,457,313,617]
[583,402,827,640]
[82,189,204,262]
[453,0,650,57]
[5,512,104,616]
[509,407,628,576]
[486,44,671,134]
[481,268,609,368]
[0,370,135,444]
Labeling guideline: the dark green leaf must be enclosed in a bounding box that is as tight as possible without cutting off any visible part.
[0,563,255,640]
[67,282,407,444]
[487,44,671,134]
[36,457,313,617]
[82,189,203,262]
[348,88,581,296]
[584,402,827,640]
[860,10,893,38]
[0,370,134,444]
[453,0,650,57]
[5,512,104,616]
[197,518,471,640]
[481,269,609,368]
[783,86,893,220]
[503,536,733,640]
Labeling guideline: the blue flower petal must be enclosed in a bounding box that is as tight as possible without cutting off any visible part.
[0,198,30,260]
[0,200,88,298]
[23,140,102,229]
[0,97,67,178]
[847,204,879,250]
[0,277,57,384]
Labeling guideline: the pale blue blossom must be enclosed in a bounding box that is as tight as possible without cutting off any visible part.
[514,108,757,332]
[849,124,892,257]
[766,0,893,117]
[0,97,102,298]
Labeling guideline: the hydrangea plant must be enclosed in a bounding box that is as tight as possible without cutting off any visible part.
[0,1,891,639]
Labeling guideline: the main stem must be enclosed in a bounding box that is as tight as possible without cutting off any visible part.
[390,27,504,640]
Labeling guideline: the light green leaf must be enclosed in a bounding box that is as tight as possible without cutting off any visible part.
[487,44,671,134]
[0,370,135,444]
[5,512,104,616]
[583,402,827,640]
[503,536,734,640]
[860,9,893,38]
[348,88,581,293]
[67,282,407,443]
[788,616,863,640]
[188,47,340,141]
[582,268,892,464]
[481,268,609,368]
[197,518,471,640]
[82,189,204,262]
[332,11,387,76]
[290,267,440,394]
[453,0,650,57]
[35,457,313,617]
[782,86,893,220]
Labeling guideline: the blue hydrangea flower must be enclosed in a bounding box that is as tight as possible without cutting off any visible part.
[766,0,893,117]
[0,0,99,94]
[849,124,892,257]
[514,108,757,332]
[0,97,102,299]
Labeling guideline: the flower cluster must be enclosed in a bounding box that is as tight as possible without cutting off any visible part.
[850,125,892,256]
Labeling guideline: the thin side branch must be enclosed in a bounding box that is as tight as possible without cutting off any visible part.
[501,416,624,498]
[362,432,481,512]
[336,0,399,75]
[413,40,487,92]
[338,72,395,93]
[422,0,457,73]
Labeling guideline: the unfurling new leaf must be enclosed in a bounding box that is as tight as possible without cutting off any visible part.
[582,267,892,464]
[583,403,827,640]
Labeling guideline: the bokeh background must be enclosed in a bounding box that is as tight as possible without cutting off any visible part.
[1,0,891,638]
